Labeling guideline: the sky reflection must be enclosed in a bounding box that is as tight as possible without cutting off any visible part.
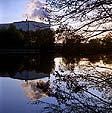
[0,55,112,113]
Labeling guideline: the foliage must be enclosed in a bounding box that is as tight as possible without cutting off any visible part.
[62,32,112,55]
[63,33,83,55]
[0,25,25,48]
[0,25,55,50]
[30,29,55,49]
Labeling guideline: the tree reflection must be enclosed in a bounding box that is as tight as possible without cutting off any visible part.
[0,53,112,113]
[0,54,54,80]
[30,54,112,113]
[0,55,24,76]
[50,70,112,112]
[87,54,112,65]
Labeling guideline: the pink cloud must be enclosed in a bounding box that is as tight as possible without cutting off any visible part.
[24,0,50,21]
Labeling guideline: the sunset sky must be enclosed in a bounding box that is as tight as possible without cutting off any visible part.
[0,0,46,23]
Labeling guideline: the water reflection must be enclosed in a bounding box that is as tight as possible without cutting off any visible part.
[0,54,112,113]
[21,80,50,101]
[0,54,54,80]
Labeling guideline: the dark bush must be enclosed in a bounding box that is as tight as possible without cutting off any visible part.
[0,25,25,49]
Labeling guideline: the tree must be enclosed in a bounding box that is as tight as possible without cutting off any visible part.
[47,0,112,39]
[29,29,55,50]
[0,25,25,49]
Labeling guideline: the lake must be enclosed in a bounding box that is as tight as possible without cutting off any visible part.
[0,54,112,113]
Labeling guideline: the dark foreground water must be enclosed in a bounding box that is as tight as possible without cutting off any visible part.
[0,54,112,113]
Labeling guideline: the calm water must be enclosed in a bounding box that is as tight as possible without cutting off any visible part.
[0,54,112,113]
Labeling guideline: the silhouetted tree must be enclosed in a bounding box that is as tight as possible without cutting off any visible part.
[0,25,25,48]
[47,0,112,39]
[30,29,55,50]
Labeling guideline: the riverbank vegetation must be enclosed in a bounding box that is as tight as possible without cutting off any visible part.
[46,0,112,56]
[0,25,24,49]
[62,32,112,56]
[0,25,112,55]
[0,25,55,51]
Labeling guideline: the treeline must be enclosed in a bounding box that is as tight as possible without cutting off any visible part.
[0,25,55,51]
[62,32,112,56]
[0,24,112,55]
[0,25,24,49]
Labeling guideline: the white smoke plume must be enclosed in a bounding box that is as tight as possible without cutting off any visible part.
[24,0,50,22]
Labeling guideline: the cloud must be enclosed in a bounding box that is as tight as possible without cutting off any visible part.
[31,7,50,19]
[24,0,50,21]
[27,0,43,9]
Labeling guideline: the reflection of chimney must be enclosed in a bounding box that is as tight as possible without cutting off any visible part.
[25,80,28,84]
[26,18,29,32]
[24,71,29,84]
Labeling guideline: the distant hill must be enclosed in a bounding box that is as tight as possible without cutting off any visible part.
[0,20,50,31]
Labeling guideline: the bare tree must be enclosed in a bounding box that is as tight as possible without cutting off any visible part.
[46,0,112,39]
